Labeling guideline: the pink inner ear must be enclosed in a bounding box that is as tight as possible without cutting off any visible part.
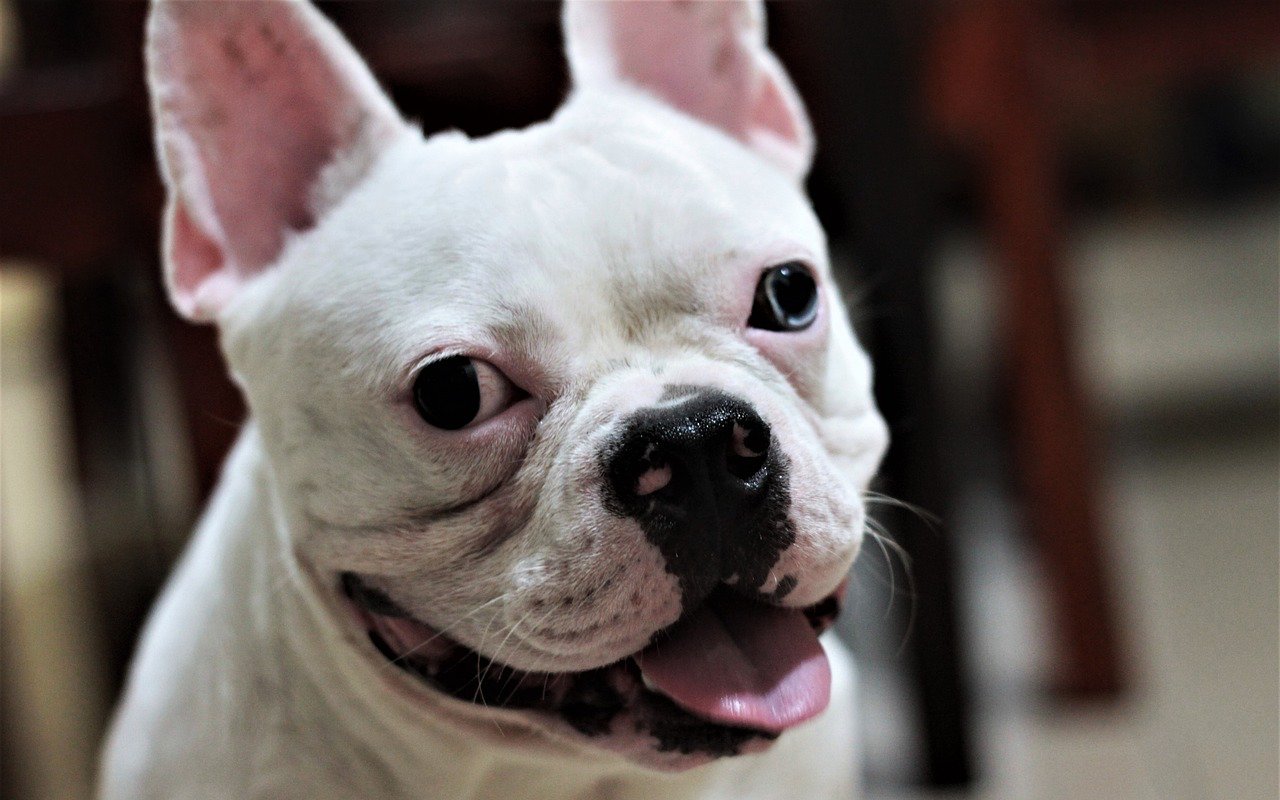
[569,0,813,178]
[149,1,401,320]
[167,200,225,321]
[604,3,757,140]
[752,60,804,145]
[158,5,370,270]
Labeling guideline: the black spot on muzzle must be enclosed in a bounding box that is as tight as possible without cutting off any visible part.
[602,389,795,604]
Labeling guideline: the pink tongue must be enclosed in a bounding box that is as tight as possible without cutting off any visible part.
[634,594,831,734]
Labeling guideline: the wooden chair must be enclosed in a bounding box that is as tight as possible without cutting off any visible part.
[922,0,1280,699]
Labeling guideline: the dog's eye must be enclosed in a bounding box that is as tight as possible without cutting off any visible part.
[748,262,819,332]
[412,356,523,430]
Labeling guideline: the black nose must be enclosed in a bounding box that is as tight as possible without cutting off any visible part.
[604,390,778,598]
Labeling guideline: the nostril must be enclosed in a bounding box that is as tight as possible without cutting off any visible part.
[606,393,772,514]
[730,421,769,459]
[726,419,770,482]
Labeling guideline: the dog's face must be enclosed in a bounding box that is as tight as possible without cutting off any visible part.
[149,0,886,771]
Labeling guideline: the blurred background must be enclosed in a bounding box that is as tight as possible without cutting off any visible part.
[1,1,1276,798]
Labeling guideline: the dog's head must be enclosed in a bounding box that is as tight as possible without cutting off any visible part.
[148,0,887,770]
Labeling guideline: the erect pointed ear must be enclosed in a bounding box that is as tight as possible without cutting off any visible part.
[563,0,813,180]
[147,0,406,322]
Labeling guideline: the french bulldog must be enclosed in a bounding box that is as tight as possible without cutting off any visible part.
[99,1,888,798]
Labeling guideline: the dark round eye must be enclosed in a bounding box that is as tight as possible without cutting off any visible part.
[412,355,522,430]
[748,262,819,331]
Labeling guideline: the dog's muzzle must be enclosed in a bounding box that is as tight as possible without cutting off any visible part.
[603,389,794,603]
[341,387,848,764]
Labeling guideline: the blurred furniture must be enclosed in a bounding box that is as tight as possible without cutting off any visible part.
[0,0,231,701]
[923,0,1280,698]
[1,270,113,800]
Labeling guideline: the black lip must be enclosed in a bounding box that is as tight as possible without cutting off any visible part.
[366,623,779,751]
[342,572,842,740]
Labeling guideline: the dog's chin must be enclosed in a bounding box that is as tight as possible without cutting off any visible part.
[340,574,844,771]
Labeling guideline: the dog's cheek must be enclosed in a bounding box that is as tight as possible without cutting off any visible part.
[744,292,832,403]
[763,450,865,607]
[816,313,880,425]
[503,524,683,670]
[748,343,828,406]
[816,408,890,496]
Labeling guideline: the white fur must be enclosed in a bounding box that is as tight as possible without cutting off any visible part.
[101,2,887,798]
[100,428,861,800]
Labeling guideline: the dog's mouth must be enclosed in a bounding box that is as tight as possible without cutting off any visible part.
[341,573,843,765]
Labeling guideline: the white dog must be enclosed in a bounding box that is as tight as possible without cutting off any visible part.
[100,1,888,798]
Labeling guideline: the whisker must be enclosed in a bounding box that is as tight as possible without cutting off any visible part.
[379,594,509,672]
[862,511,919,656]
[477,607,538,705]
[494,603,565,705]
[864,490,941,528]
[864,519,898,618]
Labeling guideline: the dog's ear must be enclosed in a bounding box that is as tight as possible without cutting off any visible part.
[146,0,405,322]
[563,0,812,180]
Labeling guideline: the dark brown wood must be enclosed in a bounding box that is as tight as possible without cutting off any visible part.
[0,0,241,704]
[982,14,1125,697]
[927,2,1127,698]
[924,0,1280,700]
[1054,3,1280,102]
[0,69,129,272]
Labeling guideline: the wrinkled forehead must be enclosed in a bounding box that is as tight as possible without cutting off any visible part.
[228,95,826,385]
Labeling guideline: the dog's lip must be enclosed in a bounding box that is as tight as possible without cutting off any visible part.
[340,574,845,669]
[339,573,845,760]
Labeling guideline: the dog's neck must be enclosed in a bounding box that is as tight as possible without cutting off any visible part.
[200,425,737,800]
